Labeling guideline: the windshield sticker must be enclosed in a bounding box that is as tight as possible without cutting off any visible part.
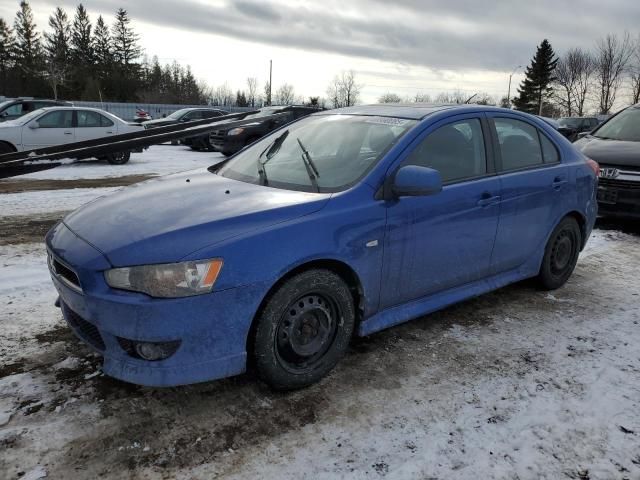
[363,117,411,127]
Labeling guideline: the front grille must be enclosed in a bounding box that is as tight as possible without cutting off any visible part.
[599,178,640,190]
[63,304,105,351]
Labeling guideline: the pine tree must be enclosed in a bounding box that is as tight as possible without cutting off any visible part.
[70,4,93,65]
[513,39,558,115]
[0,18,16,95]
[43,7,71,99]
[14,1,43,71]
[111,8,140,67]
[0,18,15,71]
[93,15,111,69]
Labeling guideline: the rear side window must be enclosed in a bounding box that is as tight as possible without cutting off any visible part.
[3,103,23,116]
[540,134,559,163]
[77,110,102,127]
[100,114,114,127]
[403,118,487,183]
[38,110,73,128]
[494,118,543,171]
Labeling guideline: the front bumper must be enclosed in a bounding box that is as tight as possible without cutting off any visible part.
[47,223,265,387]
[597,178,640,219]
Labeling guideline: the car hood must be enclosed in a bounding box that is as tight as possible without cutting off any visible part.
[574,136,640,168]
[142,118,178,127]
[63,169,330,266]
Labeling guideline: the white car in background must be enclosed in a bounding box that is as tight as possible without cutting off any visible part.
[0,106,143,164]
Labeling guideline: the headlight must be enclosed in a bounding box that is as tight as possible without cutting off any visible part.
[227,128,245,136]
[104,259,223,298]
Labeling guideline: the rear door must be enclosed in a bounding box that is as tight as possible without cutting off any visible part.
[380,114,501,308]
[22,109,74,149]
[487,114,567,274]
[75,110,115,142]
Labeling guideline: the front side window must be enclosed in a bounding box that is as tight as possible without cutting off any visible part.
[402,118,487,183]
[3,103,24,116]
[38,110,73,128]
[494,118,543,171]
[217,115,417,192]
[593,107,640,141]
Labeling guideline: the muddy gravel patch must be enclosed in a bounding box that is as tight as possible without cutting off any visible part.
[0,174,154,194]
[0,212,65,245]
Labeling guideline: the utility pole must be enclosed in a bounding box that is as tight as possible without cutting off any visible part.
[268,60,272,106]
[506,65,522,109]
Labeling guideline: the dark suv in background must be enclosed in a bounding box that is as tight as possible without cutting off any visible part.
[143,107,228,148]
[208,105,321,155]
[0,98,72,122]
[557,117,600,142]
[574,104,640,219]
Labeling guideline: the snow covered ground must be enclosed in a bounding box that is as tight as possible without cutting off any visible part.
[1,146,639,479]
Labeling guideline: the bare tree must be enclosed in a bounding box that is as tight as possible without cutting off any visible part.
[378,92,402,103]
[326,70,362,108]
[594,33,633,114]
[274,83,295,105]
[434,90,467,104]
[570,48,595,116]
[629,34,640,105]
[211,82,234,106]
[413,92,432,103]
[554,51,580,116]
[246,77,258,107]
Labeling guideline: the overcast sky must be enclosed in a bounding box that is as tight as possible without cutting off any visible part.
[2,0,639,104]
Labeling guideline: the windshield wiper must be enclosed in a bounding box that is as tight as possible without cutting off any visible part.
[255,130,290,186]
[296,138,320,192]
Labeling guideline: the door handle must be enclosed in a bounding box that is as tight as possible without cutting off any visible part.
[477,194,501,207]
[106,131,114,134]
[552,177,568,190]
[63,131,73,135]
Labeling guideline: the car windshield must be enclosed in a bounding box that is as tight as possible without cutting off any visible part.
[558,118,582,128]
[10,108,47,125]
[593,107,640,141]
[166,109,191,120]
[216,114,417,193]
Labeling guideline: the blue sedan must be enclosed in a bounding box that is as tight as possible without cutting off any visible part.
[46,104,599,390]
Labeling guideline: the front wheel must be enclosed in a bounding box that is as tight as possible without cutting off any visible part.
[105,151,131,165]
[537,217,581,290]
[252,269,355,390]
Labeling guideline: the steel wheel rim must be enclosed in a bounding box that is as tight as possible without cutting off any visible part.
[275,293,341,373]
[550,229,576,276]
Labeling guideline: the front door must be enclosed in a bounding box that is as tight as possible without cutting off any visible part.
[22,110,74,149]
[380,114,501,309]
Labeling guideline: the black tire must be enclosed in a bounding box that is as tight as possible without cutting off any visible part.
[537,217,581,290]
[106,151,131,165]
[253,269,356,390]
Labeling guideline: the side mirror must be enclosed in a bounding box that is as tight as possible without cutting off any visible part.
[28,121,40,130]
[392,165,443,197]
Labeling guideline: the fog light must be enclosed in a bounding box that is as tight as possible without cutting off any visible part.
[117,337,181,361]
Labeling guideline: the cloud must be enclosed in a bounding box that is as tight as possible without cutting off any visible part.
[6,0,640,74]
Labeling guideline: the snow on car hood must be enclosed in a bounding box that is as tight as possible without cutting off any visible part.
[63,168,330,266]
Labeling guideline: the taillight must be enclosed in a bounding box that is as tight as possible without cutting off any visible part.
[586,158,600,177]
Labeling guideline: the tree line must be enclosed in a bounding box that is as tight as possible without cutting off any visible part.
[0,1,207,104]
[508,33,640,116]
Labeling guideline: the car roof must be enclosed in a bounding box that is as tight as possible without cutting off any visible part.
[322,103,494,120]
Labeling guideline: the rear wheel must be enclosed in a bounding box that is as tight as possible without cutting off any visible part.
[105,151,130,165]
[252,269,355,390]
[537,217,581,290]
